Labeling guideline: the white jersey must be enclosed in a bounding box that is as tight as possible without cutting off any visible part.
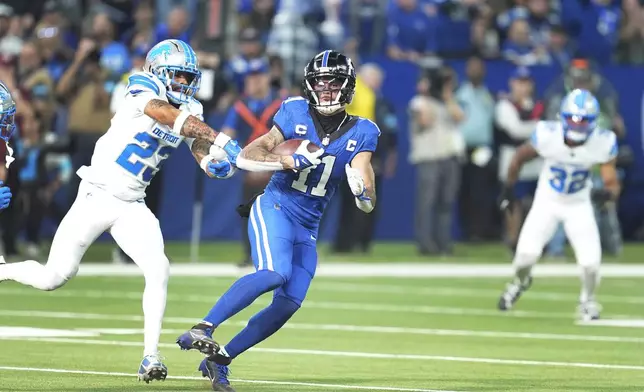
[531,121,617,204]
[77,71,203,201]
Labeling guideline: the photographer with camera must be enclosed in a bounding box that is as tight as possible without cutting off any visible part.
[408,65,465,256]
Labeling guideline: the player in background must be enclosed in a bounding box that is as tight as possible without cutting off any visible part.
[0,82,15,210]
[497,89,619,321]
[0,40,241,382]
[176,50,380,392]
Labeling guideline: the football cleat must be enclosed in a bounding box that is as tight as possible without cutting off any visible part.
[199,358,235,392]
[137,354,167,383]
[176,324,220,356]
[0,256,5,265]
[498,276,533,311]
[578,301,601,322]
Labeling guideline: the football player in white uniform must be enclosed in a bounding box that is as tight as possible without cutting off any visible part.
[497,89,619,321]
[0,39,241,381]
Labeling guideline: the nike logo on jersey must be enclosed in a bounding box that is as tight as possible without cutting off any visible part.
[152,127,180,144]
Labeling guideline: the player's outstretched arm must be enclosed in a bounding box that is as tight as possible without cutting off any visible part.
[346,152,376,213]
[144,99,219,143]
[593,159,621,205]
[236,127,296,171]
[499,142,539,211]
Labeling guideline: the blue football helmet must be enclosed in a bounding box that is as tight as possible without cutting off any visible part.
[0,82,16,142]
[144,39,201,104]
[559,88,599,144]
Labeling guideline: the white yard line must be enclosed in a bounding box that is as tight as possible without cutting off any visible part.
[0,366,459,392]
[1,337,643,371]
[79,323,644,344]
[3,308,644,343]
[0,288,605,320]
[73,263,644,278]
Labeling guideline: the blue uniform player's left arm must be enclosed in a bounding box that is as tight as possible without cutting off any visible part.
[345,120,380,213]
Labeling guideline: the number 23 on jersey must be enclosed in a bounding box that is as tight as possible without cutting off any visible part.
[116,131,175,182]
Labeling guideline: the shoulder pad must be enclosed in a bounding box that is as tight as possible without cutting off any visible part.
[357,118,381,138]
[126,72,166,97]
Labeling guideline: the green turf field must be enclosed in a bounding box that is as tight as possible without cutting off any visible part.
[1,267,644,391]
[42,240,644,264]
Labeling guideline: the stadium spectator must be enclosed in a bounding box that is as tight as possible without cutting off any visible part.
[266,9,319,88]
[335,63,398,254]
[237,0,277,43]
[386,0,437,61]
[0,4,22,59]
[456,56,497,241]
[471,3,500,58]
[225,28,266,94]
[408,65,464,256]
[153,5,191,44]
[56,39,111,208]
[91,13,130,81]
[574,0,622,64]
[17,40,56,131]
[494,66,543,251]
[615,0,644,64]
[340,0,388,57]
[221,58,283,266]
[121,0,155,51]
[501,19,549,66]
[546,24,574,68]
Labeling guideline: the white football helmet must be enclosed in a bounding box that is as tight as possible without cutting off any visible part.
[144,39,201,104]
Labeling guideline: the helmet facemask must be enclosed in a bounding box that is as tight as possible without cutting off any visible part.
[0,106,16,142]
[561,113,596,144]
[156,66,201,104]
[304,73,352,115]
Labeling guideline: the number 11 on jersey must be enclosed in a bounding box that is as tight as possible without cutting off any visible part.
[292,155,336,196]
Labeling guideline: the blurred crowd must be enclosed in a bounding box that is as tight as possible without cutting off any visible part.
[0,0,638,261]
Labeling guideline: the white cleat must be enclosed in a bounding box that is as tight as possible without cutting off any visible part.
[578,301,602,322]
[0,256,5,264]
[137,354,168,383]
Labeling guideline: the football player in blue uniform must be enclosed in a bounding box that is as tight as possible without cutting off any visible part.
[0,82,15,211]
[176,50,381,391]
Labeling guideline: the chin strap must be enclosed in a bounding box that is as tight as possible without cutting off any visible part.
[5,142,14,168]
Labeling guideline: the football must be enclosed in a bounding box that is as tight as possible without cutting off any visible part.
[271,139,320,156]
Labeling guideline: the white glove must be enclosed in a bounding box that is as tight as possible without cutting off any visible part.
[292,140,324,171]
[345,164,368,200]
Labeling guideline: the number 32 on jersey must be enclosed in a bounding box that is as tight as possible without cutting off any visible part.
[549,166,590,194]
[116,131,175,182]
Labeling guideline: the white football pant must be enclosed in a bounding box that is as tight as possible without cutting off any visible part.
[0,180,169,356]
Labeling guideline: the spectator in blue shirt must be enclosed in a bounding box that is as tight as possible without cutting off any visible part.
[547,25,574,68]
[575,0,621,64]
[502,19,549,66]
[386,0,437,61]
[92,13,131,80]
[225,27,265,94]
[154,6,191,44]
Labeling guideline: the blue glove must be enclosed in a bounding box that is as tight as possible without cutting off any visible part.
[0,182,11,210]
[222,140,241,165]
[207,160,235,179]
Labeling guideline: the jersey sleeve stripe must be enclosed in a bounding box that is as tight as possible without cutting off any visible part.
[609,137,618,159]
[127,75,160,95]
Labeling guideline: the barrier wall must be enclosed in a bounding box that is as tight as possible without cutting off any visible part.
[90,59,644,241]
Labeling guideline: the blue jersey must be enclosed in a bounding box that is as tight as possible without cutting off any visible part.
[264,97,380,229]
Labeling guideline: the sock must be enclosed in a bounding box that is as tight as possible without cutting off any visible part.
[203,270,285,327]
[580,265,600,303]
[0,260,65,291]
[224,295,300,358]
[142,273,168,357]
